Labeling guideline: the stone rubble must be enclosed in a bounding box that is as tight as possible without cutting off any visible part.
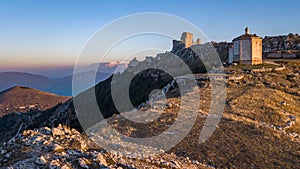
[0,124,212,169]
[258,108,299,141]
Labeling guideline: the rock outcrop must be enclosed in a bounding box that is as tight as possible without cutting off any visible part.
[0,125,209,169]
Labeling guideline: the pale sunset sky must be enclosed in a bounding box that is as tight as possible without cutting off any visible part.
[1,0,299,69]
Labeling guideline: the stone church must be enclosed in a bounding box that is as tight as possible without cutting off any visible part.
[229,27,263,65]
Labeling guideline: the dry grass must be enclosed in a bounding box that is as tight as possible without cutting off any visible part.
[0,86,70,117]
[109,60,300,168]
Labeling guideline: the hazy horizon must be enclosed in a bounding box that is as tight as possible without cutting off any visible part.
[0,61,128,78]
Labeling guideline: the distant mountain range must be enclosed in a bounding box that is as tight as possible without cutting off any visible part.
[0,71,112,96]
[0,62,128,96]
[0,62,128,79]
[0,86,70,117]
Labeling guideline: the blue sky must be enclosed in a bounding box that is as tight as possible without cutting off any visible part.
[1,0,300,68]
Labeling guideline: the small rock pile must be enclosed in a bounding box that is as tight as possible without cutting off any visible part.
[0,124,210,169]
[259,110,299,142]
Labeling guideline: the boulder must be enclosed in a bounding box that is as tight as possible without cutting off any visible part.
[52,128,65,137]
[35,156,47,165]
[53,144,64,151]
[78,158,89,169]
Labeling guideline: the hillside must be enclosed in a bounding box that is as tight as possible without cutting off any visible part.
[263,33,300,52]
[0,86,70,117]
[0,71,111,96]
[0,60,300,168]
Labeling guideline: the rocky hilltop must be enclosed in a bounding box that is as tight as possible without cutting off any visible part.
[263,33,300,59]
[0,125,209,169]
[263,33,300,52]
[0,60,300,168]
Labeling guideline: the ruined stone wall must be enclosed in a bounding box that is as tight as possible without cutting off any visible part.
[171,40,185,52]
[267,52,282,58]
[283,53,296,59]
[266,52,297,59]
[263,33,300,52]
[193,38,202,45]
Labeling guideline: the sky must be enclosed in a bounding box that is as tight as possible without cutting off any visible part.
[1,0,300,69]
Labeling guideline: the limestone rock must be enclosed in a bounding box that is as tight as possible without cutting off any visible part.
[49,159,61,169]
[0,125,206,169]
[78,158,89,169]
[52,128,65,137]
[35,156,47,165]
[53,144,64,151]
[96,153,108,166]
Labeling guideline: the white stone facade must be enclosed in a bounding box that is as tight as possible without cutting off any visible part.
[230,27,262,65]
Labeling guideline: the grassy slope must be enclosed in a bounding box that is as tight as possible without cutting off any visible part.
[0,86,70,117]
[169,61,300,168]
[109,60,300,168]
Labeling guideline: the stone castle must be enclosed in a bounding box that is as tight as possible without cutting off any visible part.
[180,32,202,48]
[129,29,300,68]
[175,30,263,65]
[172,32,202,52]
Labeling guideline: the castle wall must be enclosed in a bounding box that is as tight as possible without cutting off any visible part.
[172,40,185,52]
[193,38,202,45]
[283,53,296,59]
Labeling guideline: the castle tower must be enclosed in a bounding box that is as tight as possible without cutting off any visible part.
[181,32,193,48]
[172,32,202,52]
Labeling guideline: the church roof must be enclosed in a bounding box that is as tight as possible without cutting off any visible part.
[233,33,262,41]
[233,27,262,41]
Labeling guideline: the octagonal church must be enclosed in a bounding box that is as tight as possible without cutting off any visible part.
[229,27,262,65]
